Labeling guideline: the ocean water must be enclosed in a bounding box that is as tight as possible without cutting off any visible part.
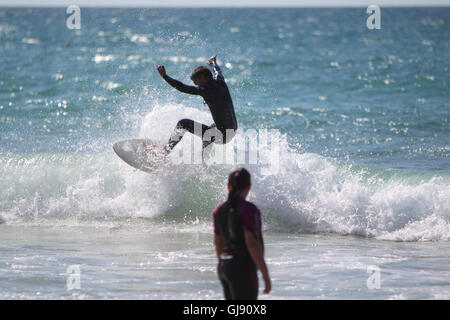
[0,7,449,299]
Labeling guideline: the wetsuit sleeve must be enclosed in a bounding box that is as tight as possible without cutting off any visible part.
[212,61,225,82]
[162,74,202,95]
[242,204,264,253]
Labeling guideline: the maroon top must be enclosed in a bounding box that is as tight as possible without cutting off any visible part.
[213,196,261,236]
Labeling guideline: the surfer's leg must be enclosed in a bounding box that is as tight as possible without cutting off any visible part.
[202,128,236,149]
[201,125,222,162]
[201,127,237,160]
[202,124,218,150]
[165,118,210,153]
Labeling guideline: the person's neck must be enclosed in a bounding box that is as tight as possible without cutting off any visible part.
[236,191,247,199]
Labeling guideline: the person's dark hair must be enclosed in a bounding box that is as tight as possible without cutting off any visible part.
[190,66,212,81]
[226,168,251,211]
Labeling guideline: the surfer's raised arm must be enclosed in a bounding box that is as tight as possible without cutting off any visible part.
[208,54,224,82]
[156,65,202,95]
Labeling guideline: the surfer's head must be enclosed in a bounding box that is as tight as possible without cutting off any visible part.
[227,168,251,199]
[191,66,212,85]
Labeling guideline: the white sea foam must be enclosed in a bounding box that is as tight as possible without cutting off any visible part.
[102,81,120,90]
[1,104,449,242]
[92,54,115,63]
[21,38,39,44]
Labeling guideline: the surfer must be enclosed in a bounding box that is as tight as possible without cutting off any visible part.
[156,54,237,155]
[213,168,271,300]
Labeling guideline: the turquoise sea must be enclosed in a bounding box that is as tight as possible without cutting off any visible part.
[0,7,449,299]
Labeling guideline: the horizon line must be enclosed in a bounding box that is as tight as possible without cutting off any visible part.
[1,3,450,8]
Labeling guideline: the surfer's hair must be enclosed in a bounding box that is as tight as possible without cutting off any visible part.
[226,168,251,210]
[191,66,212,81]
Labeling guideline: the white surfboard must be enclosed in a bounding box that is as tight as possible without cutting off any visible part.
[113,139,167,173]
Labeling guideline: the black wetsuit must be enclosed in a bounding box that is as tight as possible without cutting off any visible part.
[213,196,263,300]
[162,62,237,151]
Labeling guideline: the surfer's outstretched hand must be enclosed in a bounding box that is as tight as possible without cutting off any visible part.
[208,54,217,66]
[156,65,166,77]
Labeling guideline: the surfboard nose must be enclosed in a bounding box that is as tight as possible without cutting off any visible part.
[113,139,166,173]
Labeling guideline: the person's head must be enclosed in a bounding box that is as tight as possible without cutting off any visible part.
[191,66,212,85]
[227,168,251,199]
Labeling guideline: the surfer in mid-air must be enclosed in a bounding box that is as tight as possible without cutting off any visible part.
[156,54,237,155]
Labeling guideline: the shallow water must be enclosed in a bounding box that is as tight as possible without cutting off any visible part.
[1,221,449,299]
